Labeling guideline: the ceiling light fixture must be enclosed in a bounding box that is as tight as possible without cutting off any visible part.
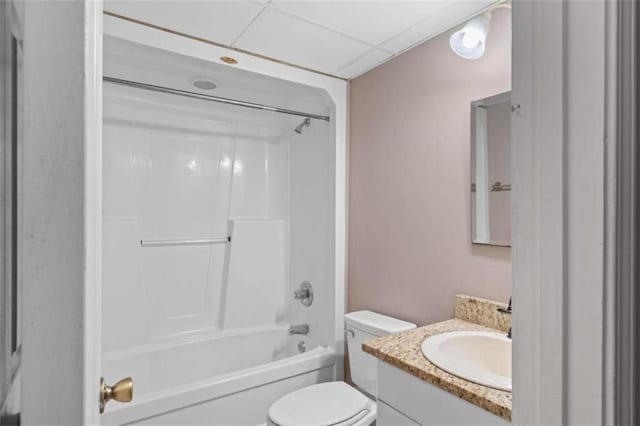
[220,56,238,65]
[449,3,511,60]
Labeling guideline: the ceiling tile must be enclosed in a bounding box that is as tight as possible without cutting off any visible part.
[234,8,371,74]
[271,0,451,46]
[334,49,393,79]
[104,0,266,45]
[380,0,498,54]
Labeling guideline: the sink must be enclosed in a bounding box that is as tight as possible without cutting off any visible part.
[421,331,511,392]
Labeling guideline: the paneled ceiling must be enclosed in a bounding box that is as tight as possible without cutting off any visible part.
[104,0,499,80]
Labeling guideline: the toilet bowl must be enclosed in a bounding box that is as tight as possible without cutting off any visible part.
[267,311,416,426]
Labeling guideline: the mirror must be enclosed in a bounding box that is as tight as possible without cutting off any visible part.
[471,91,511,246]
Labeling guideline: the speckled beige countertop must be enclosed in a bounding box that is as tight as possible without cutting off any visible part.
[362,295,512,421]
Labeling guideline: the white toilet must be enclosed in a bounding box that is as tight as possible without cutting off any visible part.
[267,311,416,426]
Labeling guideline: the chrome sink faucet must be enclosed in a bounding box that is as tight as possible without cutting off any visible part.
[288,324,309,335]
[497,297,512,339]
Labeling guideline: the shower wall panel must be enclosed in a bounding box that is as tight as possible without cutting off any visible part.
[222,219,286,329]
[102,87,290,356]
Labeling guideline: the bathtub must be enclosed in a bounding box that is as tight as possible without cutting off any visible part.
[102,327,336,425]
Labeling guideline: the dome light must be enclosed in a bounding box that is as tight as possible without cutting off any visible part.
[450,13,492,60]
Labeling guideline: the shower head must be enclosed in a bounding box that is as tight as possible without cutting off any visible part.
[294,118,311,134]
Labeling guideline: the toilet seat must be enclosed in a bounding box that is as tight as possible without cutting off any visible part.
[268,382,376,426]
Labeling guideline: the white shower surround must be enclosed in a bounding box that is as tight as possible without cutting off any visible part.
[101,15,347,425]
[103,12,347,376]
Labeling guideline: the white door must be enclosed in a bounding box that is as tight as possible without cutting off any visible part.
[1,0,106,424]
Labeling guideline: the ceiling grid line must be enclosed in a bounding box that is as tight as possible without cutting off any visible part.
[229,4,269,47]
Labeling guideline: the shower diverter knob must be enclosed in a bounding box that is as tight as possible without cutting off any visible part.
[294,281,313,307]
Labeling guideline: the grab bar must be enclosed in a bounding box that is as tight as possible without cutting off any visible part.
[140,237,231,247]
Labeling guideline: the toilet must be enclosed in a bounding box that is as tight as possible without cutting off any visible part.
[267,311,416,426]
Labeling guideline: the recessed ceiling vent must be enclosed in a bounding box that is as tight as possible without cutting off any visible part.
[191,77,217,90]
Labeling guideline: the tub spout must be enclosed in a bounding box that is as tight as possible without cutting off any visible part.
[288,324,309,335]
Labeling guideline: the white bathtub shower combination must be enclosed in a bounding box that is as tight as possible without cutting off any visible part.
[101,36,337,425]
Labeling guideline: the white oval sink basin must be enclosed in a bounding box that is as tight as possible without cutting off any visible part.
[421,331,511,392]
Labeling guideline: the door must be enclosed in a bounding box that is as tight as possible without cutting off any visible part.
[0,0,105,424]
[0,1,23,424]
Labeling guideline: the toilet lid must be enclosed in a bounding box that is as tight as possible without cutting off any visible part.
[268,382,370,426]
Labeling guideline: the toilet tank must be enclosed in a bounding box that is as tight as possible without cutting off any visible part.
[345,311,416,398]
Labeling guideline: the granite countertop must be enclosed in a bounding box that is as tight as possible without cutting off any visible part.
[362,295,512,421]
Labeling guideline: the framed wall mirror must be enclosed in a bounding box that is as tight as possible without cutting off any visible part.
[471,91,511,246]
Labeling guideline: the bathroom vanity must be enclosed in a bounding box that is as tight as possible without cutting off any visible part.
[363,295,512,425]
[376,362,509,425]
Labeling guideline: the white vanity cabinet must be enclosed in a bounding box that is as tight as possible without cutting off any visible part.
[376,362,510,425]
[378,400,420,426]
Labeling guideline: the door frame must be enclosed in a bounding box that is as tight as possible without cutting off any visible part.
[613,0,638,424]
[18,0,103,423]
[512,0,623,424]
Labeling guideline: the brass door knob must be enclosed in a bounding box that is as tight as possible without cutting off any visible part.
[100,377,133,413]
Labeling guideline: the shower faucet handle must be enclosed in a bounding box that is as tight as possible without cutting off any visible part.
[294,281,313,307]
[294,288,309,299]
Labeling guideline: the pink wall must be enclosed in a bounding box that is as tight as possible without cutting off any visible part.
[347,9,512,326]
